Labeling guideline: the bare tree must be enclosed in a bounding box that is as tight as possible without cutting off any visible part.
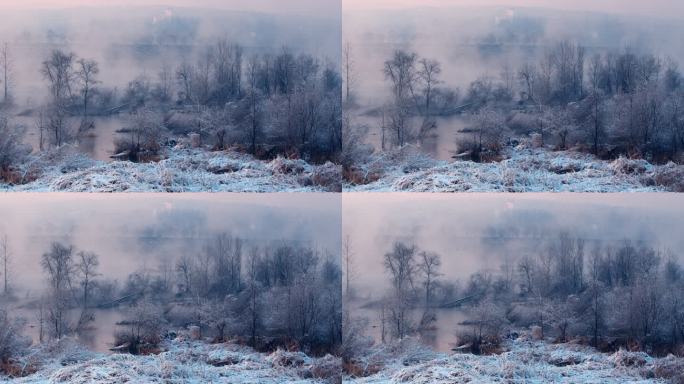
[176,61,194,103]
[75,58,99,124]
[244,55,264,154]
[0,234,11,295]
[176,255,193,294]
[42,49,75,104]
[75,251,100,327]
[383,241,417,338]
[155,64,174,104]
[587,247,605,347]
[518,62,537,102]
[342,235,356,298]
[418,251,441,309]
[417,251,441,330]
[384,50,419,146]
[517,255,535,295]
[343,42,356,104]
[245,246,262,346]
[417,58,442,138]
[42,49,77,147]
[41,242,76,339]
[35,107,47,151]
[0,42,14,105]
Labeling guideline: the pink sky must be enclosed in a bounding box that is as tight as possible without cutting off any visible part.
[344,0,684,18]
[0,0,340,14]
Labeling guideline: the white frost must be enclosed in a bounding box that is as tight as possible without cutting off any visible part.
[345,146,682,192]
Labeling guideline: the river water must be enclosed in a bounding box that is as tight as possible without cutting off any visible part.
[15,115,128,162]
[355,112,472,161]
[350,300,470,353]
[13,306,126,353]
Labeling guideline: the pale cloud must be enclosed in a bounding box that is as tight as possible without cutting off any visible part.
[0,0,340,15]
[344,0,684,19]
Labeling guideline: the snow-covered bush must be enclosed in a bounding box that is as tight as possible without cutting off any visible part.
[456,299,508,355]
[653,162,684,192]
[0,310,31,372]
[114,299,167,354]
[0,116,29,178]
[309,354,342,383]
[339,313,373,364]
[113,108,168,162]
[311,162,342,192]
[339,120,373,171]
[267,156,307,175]
[609,156,650,175]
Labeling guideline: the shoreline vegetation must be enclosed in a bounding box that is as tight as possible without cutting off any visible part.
[0,144,342,192]
[341,32,684,192]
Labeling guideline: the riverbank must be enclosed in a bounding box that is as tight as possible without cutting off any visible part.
[344,146,684,192]
[1,146,342,192]
[3,338,341,383]
[346,336,684,383]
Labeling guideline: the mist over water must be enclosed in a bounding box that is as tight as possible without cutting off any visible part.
[343,193,684,293]
[344,194,684,352]
[1,3,341,106]
[0,1,342,163]
[0,194,341,352]
[344,3,684,156]
[0,193,341,291]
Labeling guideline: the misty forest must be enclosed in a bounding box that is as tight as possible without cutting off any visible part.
[344,237,684,382]
[0,6,342,192]
[342,6,684,192]
[0,233,342,382]
[341,195,684,383]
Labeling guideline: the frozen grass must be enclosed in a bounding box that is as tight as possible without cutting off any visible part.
[4,338,340,383]
[0,146,342,192]
[344,146,683,192]
[347,337,684,383]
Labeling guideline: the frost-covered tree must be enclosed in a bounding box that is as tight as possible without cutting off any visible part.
[41,242,76,339]
[75,251,99,329]
[383,241,418,339]
[75,58,99,125]
[0,234,11,295]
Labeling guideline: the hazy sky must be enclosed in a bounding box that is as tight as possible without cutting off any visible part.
[0,194,341,291]
[0,0,341,15]
[344,194,684,293]
[344,0,684,18]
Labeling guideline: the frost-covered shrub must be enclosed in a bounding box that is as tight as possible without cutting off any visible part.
[653,162,684,192]
[268,156,307,175]
[456,299,508,355]
[609,156,650,175]
[266,349,307,367]
[0,117,29,176]
[0,310,31,370]
[609,349,649,367]
[311,162,342,192]
[456,108,507,162]
[399,151,437,173]
[339,121,373,170]
[309,354,342,383]
[113,109,168,162]
[339,313,373,363]
[649,354,684,383]
[114,299,167,354]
